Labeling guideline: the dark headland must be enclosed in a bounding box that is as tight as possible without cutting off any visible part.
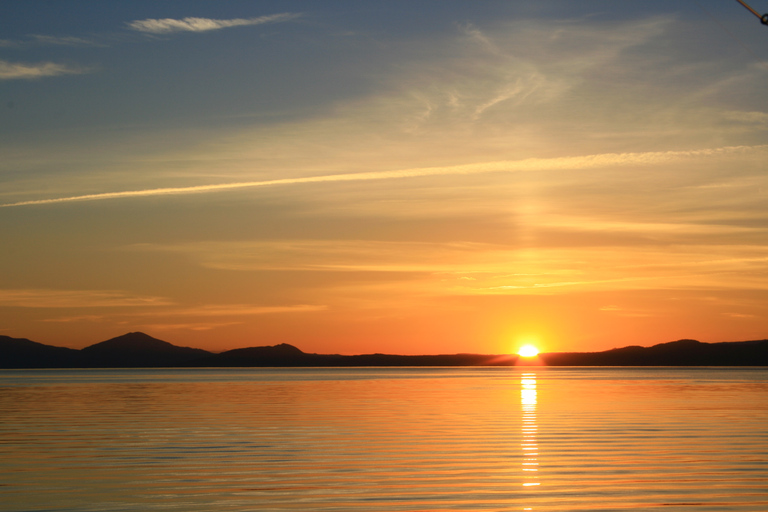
[1,332,768,368]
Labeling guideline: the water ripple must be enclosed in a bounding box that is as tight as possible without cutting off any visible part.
[1,368,767,511]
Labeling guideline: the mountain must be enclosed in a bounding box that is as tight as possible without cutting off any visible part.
[79,332,212,367]
[0,335,80,368]
[1,334,767,368]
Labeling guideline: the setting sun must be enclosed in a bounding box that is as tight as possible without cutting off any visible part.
[518,345,540,357]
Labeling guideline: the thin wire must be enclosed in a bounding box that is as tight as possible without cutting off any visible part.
[694,0,768,72]
[734,0,762,20]
[733,0,768,24]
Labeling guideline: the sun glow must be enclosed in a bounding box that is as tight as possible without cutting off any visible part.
[518,344,540,357]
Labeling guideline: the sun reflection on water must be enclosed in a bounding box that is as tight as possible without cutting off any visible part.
[521,372,539,493]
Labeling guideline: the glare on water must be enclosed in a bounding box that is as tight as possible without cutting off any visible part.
[521,373,539,492]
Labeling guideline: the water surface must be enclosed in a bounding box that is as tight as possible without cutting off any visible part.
[1,367,767,511]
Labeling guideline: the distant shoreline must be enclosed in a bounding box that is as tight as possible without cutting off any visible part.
[2,332,768,368]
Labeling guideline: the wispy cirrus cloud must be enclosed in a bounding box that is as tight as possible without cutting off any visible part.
[40,304,324,331]
[138,321,243,332]
[127,13,300,34]
[1,145,763,208]
[148,304,327,317]
[0,289,173,308]
[0,59,88,80]
[29,34,102,46]
[1,34,101,47]
[43,315,107,323]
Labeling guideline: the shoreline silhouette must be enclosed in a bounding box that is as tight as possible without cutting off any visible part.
[2,332,767,368]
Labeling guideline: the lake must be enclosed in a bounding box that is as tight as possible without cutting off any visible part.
[1,367,767,511]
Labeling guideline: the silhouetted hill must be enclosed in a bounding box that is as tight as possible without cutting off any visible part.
[192,349,517,367]
[193,343,312,367]
[79,332,212,367]
[1,334,767,368]
[541,339,768,366]
[0,335,80,368]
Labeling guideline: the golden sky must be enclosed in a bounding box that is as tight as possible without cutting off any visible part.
[1,1,767,353]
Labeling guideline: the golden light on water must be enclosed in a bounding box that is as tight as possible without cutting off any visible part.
[518,345,540,357]
[521,372,539,489]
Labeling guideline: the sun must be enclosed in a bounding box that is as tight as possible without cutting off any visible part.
[517,344,539,357]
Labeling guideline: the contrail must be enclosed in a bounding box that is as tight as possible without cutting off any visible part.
[1,145,762,208]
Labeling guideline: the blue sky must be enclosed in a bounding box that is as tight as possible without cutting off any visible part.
[1,1,767,353]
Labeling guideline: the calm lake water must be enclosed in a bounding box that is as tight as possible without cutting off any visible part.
[1,367,767,511]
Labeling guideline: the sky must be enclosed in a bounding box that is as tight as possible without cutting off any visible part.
[1,1,767,354]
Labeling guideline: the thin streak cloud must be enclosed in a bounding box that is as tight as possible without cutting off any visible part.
[1,145,762,208]
[29,35,102,46]
[0,289,173,308]
[0,59,87,80]
[128,13,300,34]
[1,34,101,47]
[142,304,328,317]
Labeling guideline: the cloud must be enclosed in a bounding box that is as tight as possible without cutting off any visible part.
[140,240,496,273]
[133,238,768,277]
[724,111,768,125]
[131,239,768,301]
[2,145,763,208]
[598,305,653,318]
[0,59,87,80]
[29,34,102,46]
[150,304,327,317]
[128,13,300,34]
[0,289,173,308]
[43,315,107,323]
[138,321,243,332]
[724,312,755,318]
[1,35,100,47]
[486,276,661,291]
[39,304,325,330]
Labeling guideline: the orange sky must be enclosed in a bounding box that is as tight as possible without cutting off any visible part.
[2,2,768,354]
